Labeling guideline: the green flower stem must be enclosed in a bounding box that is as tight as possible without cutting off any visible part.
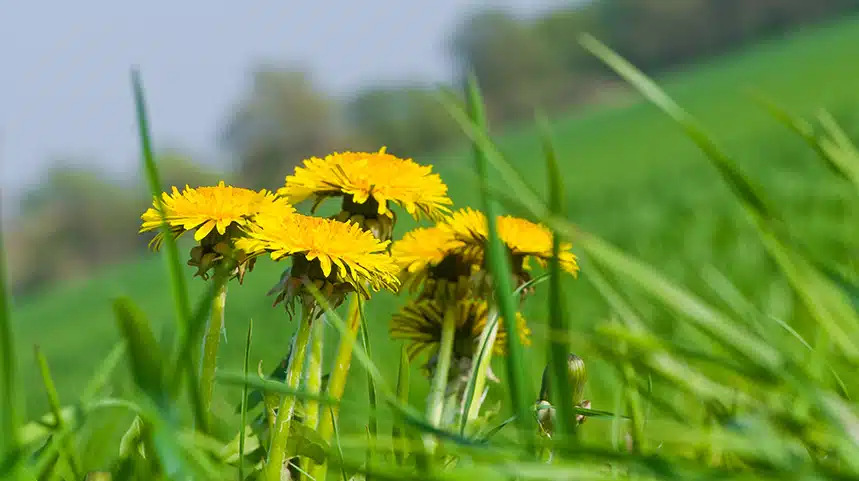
[300,317,325,476]
[199,283,226,420]
[305,317,325,429]
[310,294,361,481]
[424,308,457,453]
[462,311,500,436]
[264,308,314,481]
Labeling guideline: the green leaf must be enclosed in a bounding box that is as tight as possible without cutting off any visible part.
[538,113,578,443]
[287,423,329,465]
[113,297,166,403]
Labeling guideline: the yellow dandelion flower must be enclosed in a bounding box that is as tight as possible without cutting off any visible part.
[278,147,453,240]
[390,298,531,362]
[391,226,464,274]
[140,181,294,245]
[442,207,579,277]
[390,225,481,300]
[139,181,295,281]
[236,213,400,315]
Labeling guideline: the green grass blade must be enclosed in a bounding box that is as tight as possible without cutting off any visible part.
[329,405,349,481]
[538,114,578,443]
[749,92,840,173]
[113,297,166,405]
[81,343,125,402]
[358,301,378,440]
[437,83,548,222]
[216,371,338,405]
[358,301,379,470]
[817,109,859,192]
[755,226,859,365]
[580,230,781,371]
[463,72,533,454]
[0,202,21,474]
[459,312,499,437]
[130,69,192,332]
[580,34,778,235]
[238,319,253,481]
[393,344,410,465]
[35,347,83,480]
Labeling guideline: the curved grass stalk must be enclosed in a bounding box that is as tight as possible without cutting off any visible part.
[264,307,314,481]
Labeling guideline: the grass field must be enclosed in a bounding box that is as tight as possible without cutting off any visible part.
[10,12,859,457]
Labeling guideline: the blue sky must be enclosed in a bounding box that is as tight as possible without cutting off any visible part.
[0,0,569,209]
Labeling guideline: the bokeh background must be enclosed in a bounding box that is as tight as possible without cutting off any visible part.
[4,0,859,447]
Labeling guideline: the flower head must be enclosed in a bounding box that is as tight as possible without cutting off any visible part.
[140,181,294,281]
[390,226,476,299]
[278,147,452,240]
[441,208,579,291]
[390,298,530,362]
[236,213,400,317]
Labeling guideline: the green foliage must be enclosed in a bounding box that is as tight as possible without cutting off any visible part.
[8,14,859,481]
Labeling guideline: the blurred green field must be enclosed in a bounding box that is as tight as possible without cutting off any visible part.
[11,13,859,451]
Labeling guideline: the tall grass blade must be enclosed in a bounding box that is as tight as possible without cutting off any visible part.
[393,345,410,464]
[0,201,21,475]
[81,343,126,402]
[538,114,578,442]
[580,35,859,375]
[130,69,192,332]
[580,35,777,226]
[755,226,859,365]
[113,297,166,405]
[328,406,349,481]
[437,83,547,221]
[239,319,253,481]
[754,94,834,159]
[35,347,83,480]
[463,72,533,454]
[358,301,379,470]
[579,231,781,372]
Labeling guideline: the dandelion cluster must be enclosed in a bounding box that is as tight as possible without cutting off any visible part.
[139,146,580,475]
[389,206,579,384]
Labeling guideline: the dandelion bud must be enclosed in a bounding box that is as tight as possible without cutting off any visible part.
[538,353,587,405]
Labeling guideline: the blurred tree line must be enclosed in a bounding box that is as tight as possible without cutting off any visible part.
[5,0,858,296]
